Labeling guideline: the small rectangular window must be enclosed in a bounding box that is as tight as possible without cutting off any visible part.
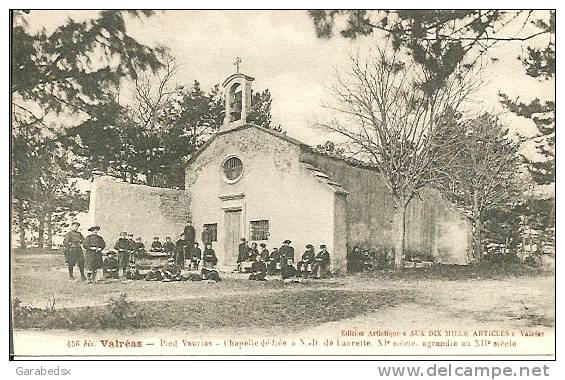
[250,220,269,241]
[203,223,218,242]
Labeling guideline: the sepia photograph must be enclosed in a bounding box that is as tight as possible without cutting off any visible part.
[9,9,555,359]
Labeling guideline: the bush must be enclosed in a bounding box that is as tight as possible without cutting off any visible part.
[98,293,144,329]
[12,294,146,330]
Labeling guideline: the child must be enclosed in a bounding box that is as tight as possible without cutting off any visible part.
[162,257,183,282]
[102,251,119,279]
[145,266,163,281]
[201,267,221,283]
[125,262,144,280]
[190,242,202,270]
[163,237,175,256]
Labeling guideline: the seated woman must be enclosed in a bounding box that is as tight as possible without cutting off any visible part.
[312,244,331,279]
[249,254,267,281]
[202,243,218,269]
[102,251,119,279]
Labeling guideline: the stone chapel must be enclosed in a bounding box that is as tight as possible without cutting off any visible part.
[89,71,472,272]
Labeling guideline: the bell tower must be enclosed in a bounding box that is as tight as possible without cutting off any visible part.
[222,57,254,130]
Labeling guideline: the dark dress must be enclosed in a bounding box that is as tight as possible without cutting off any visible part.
[163,241,175,255]
[279,245,296,279]
[249,261,267,281]
[174,239,187,268]
[84,234,106,271]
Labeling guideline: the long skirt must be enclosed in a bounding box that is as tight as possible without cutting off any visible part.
[84,250,103,272]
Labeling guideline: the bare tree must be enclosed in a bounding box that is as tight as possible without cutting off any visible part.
[319,43,478,269]
[129,50,180,185]
[131,50,179,132]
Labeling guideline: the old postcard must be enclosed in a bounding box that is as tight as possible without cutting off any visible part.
[10,9,555,358]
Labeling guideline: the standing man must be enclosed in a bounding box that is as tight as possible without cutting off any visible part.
[267,247,281,276]
[236,237,248,272]
[201,225,213,247]
[127,234,137,262]
[84,226,106,283]
[114,231,131,277]
[62,221,86,281]
[259,243,270,262]
[184,219,196,265]
[174,233,188,269]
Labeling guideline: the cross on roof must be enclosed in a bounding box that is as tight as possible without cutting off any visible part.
[234,56,242,73]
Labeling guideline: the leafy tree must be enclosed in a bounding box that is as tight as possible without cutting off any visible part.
[11,10,163,247]
[436,114,520,261]
[12,10,162,120]
[500,13,555,185]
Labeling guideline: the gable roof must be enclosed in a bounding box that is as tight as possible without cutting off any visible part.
[185,123,380,173]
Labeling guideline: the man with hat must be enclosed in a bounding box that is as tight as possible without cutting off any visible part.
[84,226,106,283]
[297,244,316,277]
[103,251,119,279]
[114,231,131,277]
[62,221,86,281]
[259,243,270,262]
[279,239,296,280]
[313,244,331,279]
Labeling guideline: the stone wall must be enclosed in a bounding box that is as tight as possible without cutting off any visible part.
[300,151,471,264]
[89,177,189,249]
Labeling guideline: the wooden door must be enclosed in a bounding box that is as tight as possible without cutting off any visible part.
[224,210,242,266]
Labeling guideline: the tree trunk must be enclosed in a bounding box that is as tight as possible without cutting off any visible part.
[16,199,26,249]
[46,211,53,249]
[37,211,45,249]
[472,191,482,262]
[394,203,407,270]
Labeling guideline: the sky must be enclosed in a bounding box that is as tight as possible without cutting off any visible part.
[24,10,554,151]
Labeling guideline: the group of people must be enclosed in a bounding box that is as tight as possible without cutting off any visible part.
[62,221,220,284]
[62,219,331,284]
[236,238,331,281]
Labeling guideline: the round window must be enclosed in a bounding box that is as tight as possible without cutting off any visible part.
[222,156,243,182]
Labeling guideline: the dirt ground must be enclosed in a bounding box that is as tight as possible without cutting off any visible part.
[11,253,555,333]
